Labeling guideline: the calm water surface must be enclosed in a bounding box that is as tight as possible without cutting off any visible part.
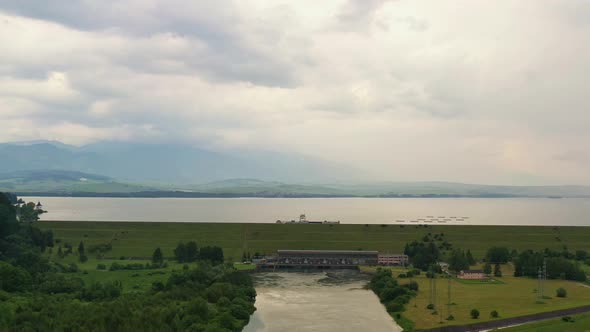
[243,271,402,332]
[25,196,590,226]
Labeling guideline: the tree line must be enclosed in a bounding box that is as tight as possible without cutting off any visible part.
[0,193,257,331]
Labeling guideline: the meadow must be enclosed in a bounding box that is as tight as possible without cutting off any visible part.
[362,265,590,330]
[496,312,590,332]
[38,221,590,263]
[38,221,590,330]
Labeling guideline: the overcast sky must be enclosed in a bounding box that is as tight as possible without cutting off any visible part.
[1,0,589,185]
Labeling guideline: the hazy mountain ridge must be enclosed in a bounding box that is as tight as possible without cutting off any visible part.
[0,170,153,193]
[2,141,590,197]
[0,140,356,183]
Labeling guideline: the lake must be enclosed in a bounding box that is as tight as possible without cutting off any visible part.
[24,196,590,226]
[243,271,402,332]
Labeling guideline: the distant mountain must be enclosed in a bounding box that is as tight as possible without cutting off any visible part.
[0,170,153,193]
[2,141,590,197]
[0,140,357,184]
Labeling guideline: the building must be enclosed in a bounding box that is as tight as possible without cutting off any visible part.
[276,214,340,224]
[458,269,486,280]
[378,254,409,266]
[273,250,378,267]
[35,202,43,211]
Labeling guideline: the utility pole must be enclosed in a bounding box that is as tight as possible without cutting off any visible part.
[537,267,542,300]
[447,274,452,319]
[542,258,547,298]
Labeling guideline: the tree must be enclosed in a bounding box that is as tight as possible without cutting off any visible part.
[17,202,45,223]
[78,241,87,263]
[470,309,480,319]
[0,262,32,292]
[174,242,187,263]
[490,310,499,318]
[466,250,476,265]
[200,246,224,265]
[486,247,510,263]
[493,264,502,277]
[448,249,469,272]
[152,247,164,266]
[483,262,492,275]
[57,246,64,258]
[575,250,588,261]
[0,192,18,237]
[556,288,567,298]
[186,241,198,262]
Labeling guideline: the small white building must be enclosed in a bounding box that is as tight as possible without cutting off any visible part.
[378,254,409,266]
[458,270,486,280]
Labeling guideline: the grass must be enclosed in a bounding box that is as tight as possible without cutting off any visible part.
[38,221,590,330]
[49,253,203,293]
[233,263,257,271]
[38,222,590,263]
[363,266,590,330]
[496,312,590,331]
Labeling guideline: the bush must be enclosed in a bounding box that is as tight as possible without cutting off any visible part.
[470,309,480,319]
[446,315,455,321]
[556,287,567,298]
[96,263,107,270]
[426,303,435,310]
[490,310,499,318]
[405,281,419,291]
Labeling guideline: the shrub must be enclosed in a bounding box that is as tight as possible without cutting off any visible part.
[405,281,419,291]
[446,315,455,321]
[470,309,480,319]
[426,303,435,310]
[556,287,567,298]
[490,310,499,318]
[96,263,106,270]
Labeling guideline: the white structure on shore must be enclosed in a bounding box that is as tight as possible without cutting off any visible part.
[276,214,340,224]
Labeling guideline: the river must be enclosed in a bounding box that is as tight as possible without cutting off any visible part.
[243,271,402,332]
[24,196,590,226]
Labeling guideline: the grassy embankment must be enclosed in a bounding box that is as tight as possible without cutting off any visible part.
[38,221,590,329]
[495,312,590,332]
[362,265,590,330]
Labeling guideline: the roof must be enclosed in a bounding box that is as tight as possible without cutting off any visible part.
[462,270,484,273]
[277,250,378,255]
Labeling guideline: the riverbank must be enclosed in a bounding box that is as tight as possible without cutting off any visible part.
[361,266,590,331]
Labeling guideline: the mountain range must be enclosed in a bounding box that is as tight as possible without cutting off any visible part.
[1,140,590,197]
[0,140,355,184]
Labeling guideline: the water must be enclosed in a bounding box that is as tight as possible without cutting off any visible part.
[243,271,402,332]
[25,196,590,226]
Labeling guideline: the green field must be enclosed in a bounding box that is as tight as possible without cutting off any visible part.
[38,221,590,330]
[496,312,590,332]
[38,221,590,262]
[361,265,590,330]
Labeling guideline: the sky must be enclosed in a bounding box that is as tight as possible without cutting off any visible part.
[1,0,589,185]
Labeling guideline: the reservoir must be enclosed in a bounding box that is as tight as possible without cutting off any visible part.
[25,196,590,226]
[243,271,402,332]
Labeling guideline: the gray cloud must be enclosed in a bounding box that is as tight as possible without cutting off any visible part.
[1,0,590,185]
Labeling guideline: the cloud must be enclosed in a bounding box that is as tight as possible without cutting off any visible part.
[1,1,590,185]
